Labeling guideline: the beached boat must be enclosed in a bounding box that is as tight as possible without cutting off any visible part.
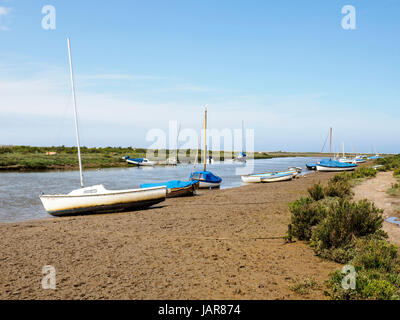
[39,38,166,217]
[306,163,316,170]
[261,172,294,183]
[190,107,222,189]
[316,159,357,172]
[241,168,297,183]
[40,185,166,216]
[316,128,357,172]
[190,171,222,188]
[140,180,199,198]
[125,156,154,166]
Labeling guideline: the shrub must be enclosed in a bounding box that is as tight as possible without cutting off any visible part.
[394,168,400,178]
[307,183,325,201]
[353,239,399,274]
[288,197,327,241]
[324,179,353,198]
[311,199,386,255]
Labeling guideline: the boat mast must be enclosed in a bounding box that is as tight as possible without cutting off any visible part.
[342,141,345,158]
[329,127,332,159]
[203,106,207,172]
[67,37,84,188]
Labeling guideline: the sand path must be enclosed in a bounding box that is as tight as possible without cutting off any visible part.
[353,171,400,246]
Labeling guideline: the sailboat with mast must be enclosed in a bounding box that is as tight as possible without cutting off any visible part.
[235,120,247,162]
[39,38,166,216]
[316,128,357,172]
[189,107,222,188]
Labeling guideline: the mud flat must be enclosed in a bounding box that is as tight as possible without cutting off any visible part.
[0,172,340,300]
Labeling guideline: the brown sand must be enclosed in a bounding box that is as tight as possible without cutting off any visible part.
[353,171,400,246]
[0,172,340,300]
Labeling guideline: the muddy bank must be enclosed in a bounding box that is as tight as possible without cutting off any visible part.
[0,172,340,299]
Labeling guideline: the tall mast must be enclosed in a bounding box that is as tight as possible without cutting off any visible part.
[203,106,207,171]
[342,141,345,158]
[242,120,245,153]
[329,127,332,159]
[67,37,84,188]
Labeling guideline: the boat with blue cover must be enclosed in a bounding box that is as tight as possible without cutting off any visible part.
[140,180,199,198]
[316,158,357,172]
[306,163,317,170]
[190,171,222,188]
[190,107,222,189]
[124,156,154,166]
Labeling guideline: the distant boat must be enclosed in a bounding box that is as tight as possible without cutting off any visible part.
[190,107,222,189]
[235,120,247,163]
[140,180,199,198]
[316,128,357,172]
[39,38,166,217]
[124,156,154,166]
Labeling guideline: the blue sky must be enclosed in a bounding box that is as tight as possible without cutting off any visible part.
[0,0,399,153]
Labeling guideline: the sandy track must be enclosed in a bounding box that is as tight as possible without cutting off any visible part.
[353,171,400,246]
[0,172,339,300]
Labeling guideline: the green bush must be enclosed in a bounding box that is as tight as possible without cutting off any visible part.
[307,183,325,201]
[394,168,400,178]
[353,239,399,274]
[326,239,400,300]
[324,179,353,198]
[288,197,327,241]
[311,199,386,257]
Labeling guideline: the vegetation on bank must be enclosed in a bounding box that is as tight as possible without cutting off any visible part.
[0,145,350,171]
[286,165,400,300]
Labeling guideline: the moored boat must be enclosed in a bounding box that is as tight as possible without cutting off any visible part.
[125,156,154,166]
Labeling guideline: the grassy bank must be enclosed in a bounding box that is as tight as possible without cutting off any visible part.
[0,145,346,171]
[286,164,400,300]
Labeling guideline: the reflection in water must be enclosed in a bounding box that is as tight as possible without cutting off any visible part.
[0,157,321,223]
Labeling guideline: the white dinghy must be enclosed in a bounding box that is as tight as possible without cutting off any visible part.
[39,38,166,217]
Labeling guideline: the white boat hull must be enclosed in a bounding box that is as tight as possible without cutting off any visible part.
[316,165,356,172]
[241,175,262,183]
[40,185,166,216]
[261,174,294,183]
[198,181,221,189]
[126,159,154,166]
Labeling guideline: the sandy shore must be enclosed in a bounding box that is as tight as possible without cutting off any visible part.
[353,171,400,246]
[0,172,340,300]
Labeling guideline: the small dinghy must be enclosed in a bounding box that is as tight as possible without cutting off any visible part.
[140,180,199,198]
[125,156,154,166]
[190,171,222,188]
[241,168,297,183]
[261,172,294,183]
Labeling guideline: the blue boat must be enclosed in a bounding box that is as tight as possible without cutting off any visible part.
[140,180,199,198]
[190,171,222,189]
[306,163,317,170]
[316,159,357,172]
[124,156,154,166]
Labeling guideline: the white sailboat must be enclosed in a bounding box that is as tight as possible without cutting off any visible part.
[39,38,166,217]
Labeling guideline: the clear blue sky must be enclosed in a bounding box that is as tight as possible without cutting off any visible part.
[0,0,399,153]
